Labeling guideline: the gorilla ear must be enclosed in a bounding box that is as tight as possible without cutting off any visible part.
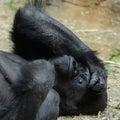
[0,51,26,84]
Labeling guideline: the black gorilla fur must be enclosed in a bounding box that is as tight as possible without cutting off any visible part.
[10,0,107,116]
[0,50,60,120]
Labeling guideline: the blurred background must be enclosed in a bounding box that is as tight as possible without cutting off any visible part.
[0,0,120,120]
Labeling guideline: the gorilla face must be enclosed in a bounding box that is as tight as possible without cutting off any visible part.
[51,55,90,115]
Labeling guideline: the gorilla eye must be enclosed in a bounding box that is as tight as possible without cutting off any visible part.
[74,70,77,75]
[79,79,83,84]
[73,61,77,70]
[72,61,78,77]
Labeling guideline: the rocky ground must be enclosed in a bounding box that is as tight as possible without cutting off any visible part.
[0,0,120,120]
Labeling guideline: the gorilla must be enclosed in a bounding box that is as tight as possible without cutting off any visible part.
[10,0,107,116]
[0,50,90,119]
[0,50,60,120]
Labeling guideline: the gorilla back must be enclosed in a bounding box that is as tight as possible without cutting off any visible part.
[11,2,91,60]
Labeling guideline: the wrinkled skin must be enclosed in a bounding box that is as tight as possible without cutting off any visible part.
[0,51,59,120]
[11,0,107,116]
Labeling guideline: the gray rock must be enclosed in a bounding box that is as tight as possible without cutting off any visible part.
[112,0,120,12]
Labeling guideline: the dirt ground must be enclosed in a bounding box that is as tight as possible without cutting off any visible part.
[0,0,120,120]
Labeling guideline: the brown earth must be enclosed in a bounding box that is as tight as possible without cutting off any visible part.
[0,0,120,120]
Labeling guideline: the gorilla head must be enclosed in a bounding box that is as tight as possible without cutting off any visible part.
[50,55,90,115]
